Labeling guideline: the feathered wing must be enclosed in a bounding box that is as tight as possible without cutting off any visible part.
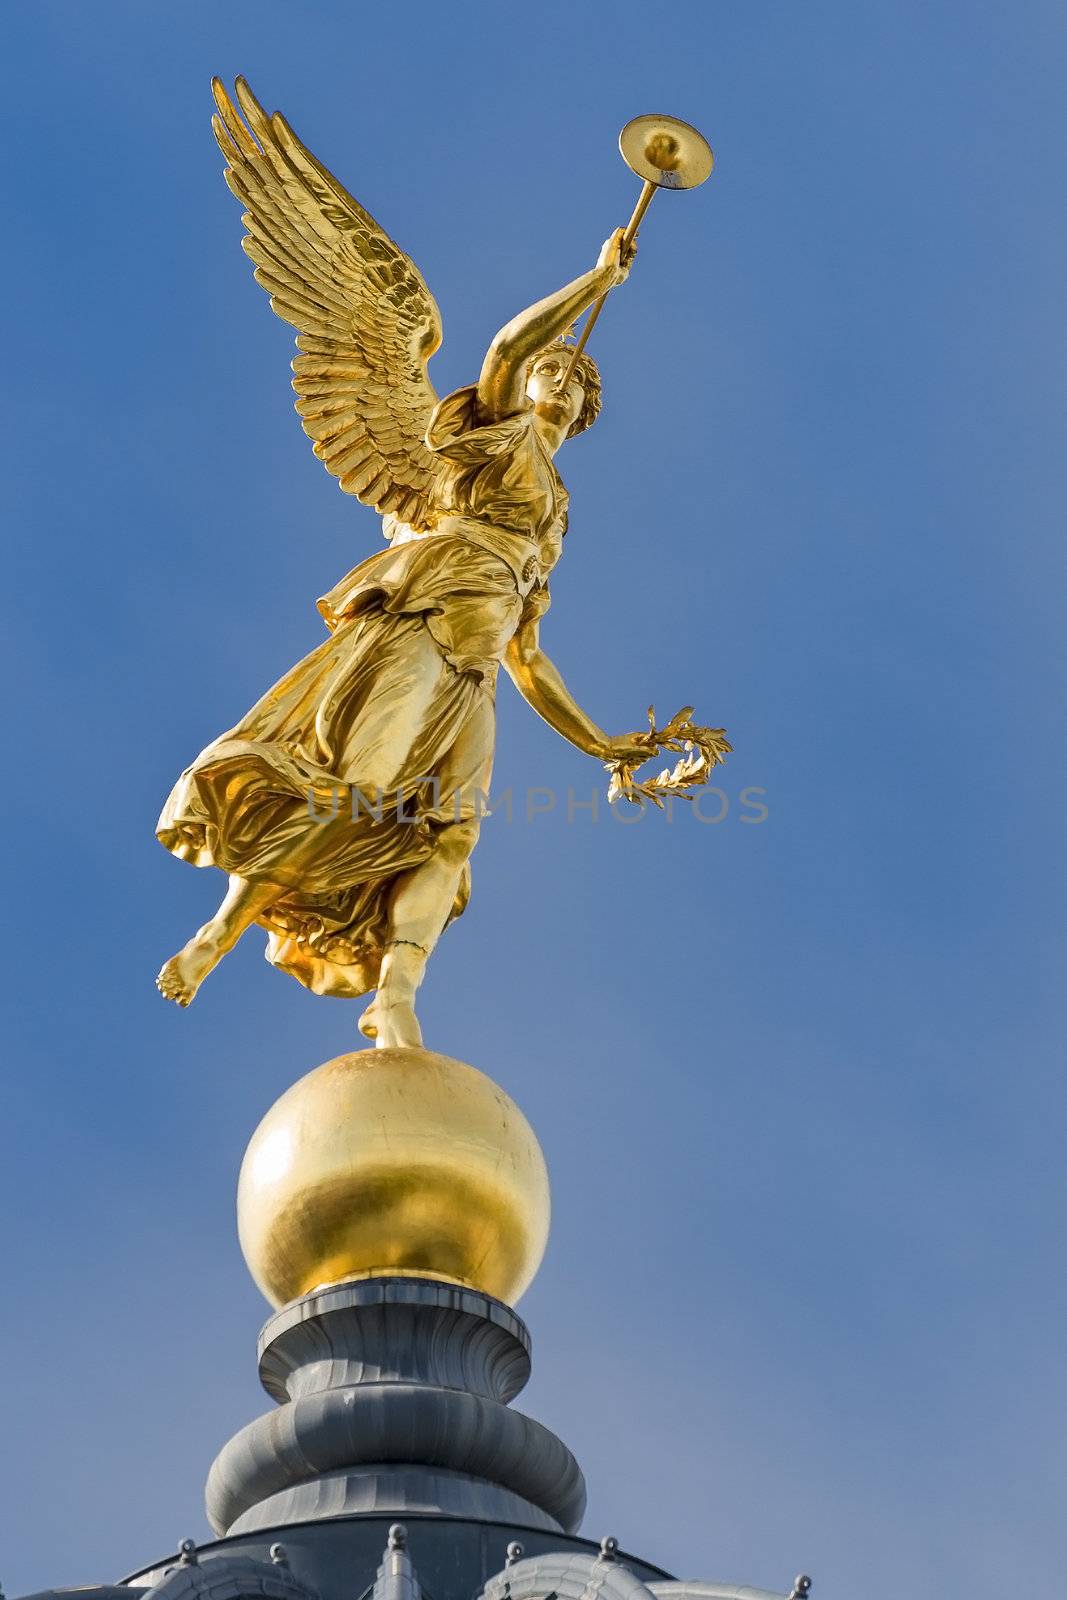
[212,76,442,530]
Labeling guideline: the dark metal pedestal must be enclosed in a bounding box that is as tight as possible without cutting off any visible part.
[205,1278,587,1537]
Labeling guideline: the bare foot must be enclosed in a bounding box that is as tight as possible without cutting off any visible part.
[358,995,423,1050]
[156,933,222,1007]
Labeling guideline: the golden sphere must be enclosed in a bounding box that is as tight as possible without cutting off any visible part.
[237,1048,550,1309]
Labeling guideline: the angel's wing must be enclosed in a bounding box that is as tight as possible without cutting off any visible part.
[212,76,442,530]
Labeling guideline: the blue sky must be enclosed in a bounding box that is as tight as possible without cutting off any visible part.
[2,3,1065,1597]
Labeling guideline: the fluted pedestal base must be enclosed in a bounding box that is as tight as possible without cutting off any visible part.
[206,1277,586,1536]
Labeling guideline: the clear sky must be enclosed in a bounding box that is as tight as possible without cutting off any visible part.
[2,4,1064,1598]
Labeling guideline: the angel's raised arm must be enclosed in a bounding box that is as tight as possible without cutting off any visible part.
[477,230,631,421]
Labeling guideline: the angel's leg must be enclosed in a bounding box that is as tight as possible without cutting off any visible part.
[359,818,480,1049]
[156,874,284,1007]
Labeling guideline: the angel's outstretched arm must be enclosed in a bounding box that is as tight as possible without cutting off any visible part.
[477,230,631,420]
[504,614,652,764]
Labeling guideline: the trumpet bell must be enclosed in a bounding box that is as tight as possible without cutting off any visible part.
[619,114,714,190]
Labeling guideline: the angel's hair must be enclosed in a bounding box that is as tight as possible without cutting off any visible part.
[526,343,602,439]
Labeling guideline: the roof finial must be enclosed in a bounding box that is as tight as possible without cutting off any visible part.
[788,1577,812,1600]
[506,1544,525,1568]
[178,1540,198,1567]
[598,1537,619,1562]
[388,1525,408,1552]
[270,1545,290,1568]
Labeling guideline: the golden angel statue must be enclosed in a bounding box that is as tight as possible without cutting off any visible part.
[156,79,724,1049]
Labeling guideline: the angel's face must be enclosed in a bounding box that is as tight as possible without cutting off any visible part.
[526,352,585,435]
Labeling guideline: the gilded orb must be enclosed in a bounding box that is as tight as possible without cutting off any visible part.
[237,1048,550,1309]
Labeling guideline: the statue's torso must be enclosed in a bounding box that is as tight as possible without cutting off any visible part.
[317,387,567,678]
[426,384,568,563]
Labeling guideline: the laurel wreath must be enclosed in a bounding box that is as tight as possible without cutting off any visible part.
[605,705,732,809]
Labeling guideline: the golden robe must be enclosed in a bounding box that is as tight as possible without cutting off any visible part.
[157,388,567,997]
